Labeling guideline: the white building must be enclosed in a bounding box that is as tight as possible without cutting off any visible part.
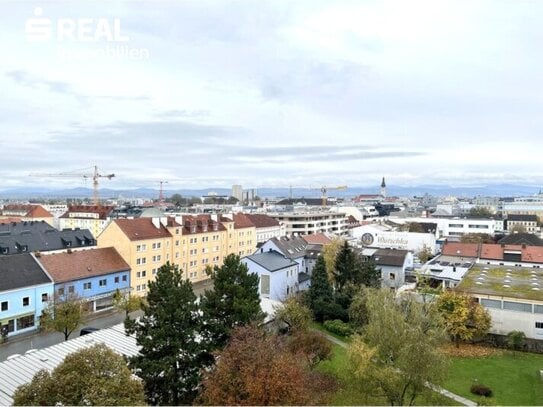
[243,251,300,301]
[268,211,348,236]
[351,224,437,254]
[389,216,503,237]
[231,185,243,202]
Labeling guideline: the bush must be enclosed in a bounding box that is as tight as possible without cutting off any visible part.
[323,319,353,337]
[287,330,332,367]
[313,299,349,323]
[470,384,493,398]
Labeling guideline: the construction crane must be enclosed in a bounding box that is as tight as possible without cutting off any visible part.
[29,165,115,206]
[320,185,348,207]
[158,180,168,206]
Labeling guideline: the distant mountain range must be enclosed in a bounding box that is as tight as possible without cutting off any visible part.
[0,184,542,200]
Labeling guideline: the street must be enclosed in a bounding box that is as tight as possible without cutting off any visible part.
[0,279,214,362]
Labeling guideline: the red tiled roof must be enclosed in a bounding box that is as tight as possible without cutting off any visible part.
[479,244,503,260]
[442,242,479,258]
[26,205,53,218]
[168,215,226,235]
[2,204,52,218]
[242,213,280,228]
[522,246,543,263]
[302,233,332,245]
[38,247,130,283]
[114,218,172,241]
[233,213,257,229]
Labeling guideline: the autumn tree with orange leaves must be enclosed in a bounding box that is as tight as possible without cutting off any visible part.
[197,325,335,405]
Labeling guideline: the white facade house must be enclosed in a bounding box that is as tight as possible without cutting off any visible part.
[242,251,299,301]
[267,211,348,236]
[389,216,501,238]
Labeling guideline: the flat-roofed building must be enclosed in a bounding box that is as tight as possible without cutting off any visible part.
[268,211,348,236]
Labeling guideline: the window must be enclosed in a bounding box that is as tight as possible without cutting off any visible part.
[1,301,8,312]
[22,297,30,306]
[41,293,48,302]
[68,285,75,293]
[122,275,127,282]
[260,275,270,295]
[84,282,92,290]
[389,273,396,280]
[481,298,501,309]
[99,279,107,287]
[503,301,532,313]
[17,315,35,330]
[141,270,147,277]
[535,305,543,314]
[536,322,543,329]
[152,268,157,275]
[58,287,65,296]
[114,276,120,283]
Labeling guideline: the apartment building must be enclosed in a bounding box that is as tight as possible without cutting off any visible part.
[506,214,539,233]
[59,205,115,238]
[97,217,173,296]
[268,211,348,236]
[238,213,283,244]
[0,204,54,226]
[97,214,258,294]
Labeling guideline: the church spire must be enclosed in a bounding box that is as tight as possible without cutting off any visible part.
[380,177,386,198]
[381,177,386,188]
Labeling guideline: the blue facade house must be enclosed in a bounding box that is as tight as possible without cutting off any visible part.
[37,247,131,312]
[0,254,54,337]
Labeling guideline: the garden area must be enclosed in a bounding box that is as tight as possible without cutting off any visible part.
[444,346,543,406]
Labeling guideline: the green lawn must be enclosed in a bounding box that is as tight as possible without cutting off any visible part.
[317,344,460,406]
[311,321,352,343]
[444,351,543,406]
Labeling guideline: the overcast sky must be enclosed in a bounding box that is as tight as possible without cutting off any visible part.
[1,1,543,191]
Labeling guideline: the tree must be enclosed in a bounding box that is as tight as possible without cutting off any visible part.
[322,237,343,282]
[347,289,448,406]
[348,288,369,328]
[12,344,145,406]
[359,258,381,288]
[436,291,491,347]
[308,255,333,309]
[334,241,359,291]
[169,193,185,206]
[460,233,494,244]
[506,330,526,357]
[200,254,263,348]
[511,224,527,233]
[113,289,141,318]
[40,293,88,341]
[197,325,332,405]
[126,262,212,405]
[401,222,424,233]
[469,207,493,218]
[417,244,433,263]
[275,297,312,332]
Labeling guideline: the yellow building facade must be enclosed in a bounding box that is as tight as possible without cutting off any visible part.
[97,214,257,295]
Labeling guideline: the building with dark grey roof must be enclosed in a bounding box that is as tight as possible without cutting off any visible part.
[498,233,543,247]
[0,221,95,256]
[361,248,413,290]
[243,251,300,301]
[0,254,54,338]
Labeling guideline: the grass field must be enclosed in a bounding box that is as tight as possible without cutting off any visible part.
[317,344,460,406]
[444,350,543,405]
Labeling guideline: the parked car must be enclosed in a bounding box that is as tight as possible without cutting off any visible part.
[79,327,99,336]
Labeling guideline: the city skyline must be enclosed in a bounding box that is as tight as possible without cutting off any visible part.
[2,1,543,189]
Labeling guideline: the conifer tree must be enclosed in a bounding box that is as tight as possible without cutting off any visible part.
[200,253,263,348]
[126,262,211,405]
[334,241,359,290]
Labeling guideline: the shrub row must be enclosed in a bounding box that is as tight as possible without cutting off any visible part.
[323,319,353,337]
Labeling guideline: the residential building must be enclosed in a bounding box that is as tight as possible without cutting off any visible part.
[37,248,131,312]
[502,202,543,222]
[165,215,228,281]
[97,214,258,293]
[268,211,348,236]
[59,205,115,238]
[506,214,539,233]
[389,216,501,238]
[242,251,299,301]
[0,221,95,256]
[0,254,54,337]
[239,213,283,244]
[498,233,543,246]
[361,248,413,289]
[351,224,436,254]
[97,217,172,295]
[0,204,54,226]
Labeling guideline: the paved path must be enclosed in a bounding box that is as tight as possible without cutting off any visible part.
[317,331,477,407]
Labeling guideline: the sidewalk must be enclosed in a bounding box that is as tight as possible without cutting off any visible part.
[317,330,477,407]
